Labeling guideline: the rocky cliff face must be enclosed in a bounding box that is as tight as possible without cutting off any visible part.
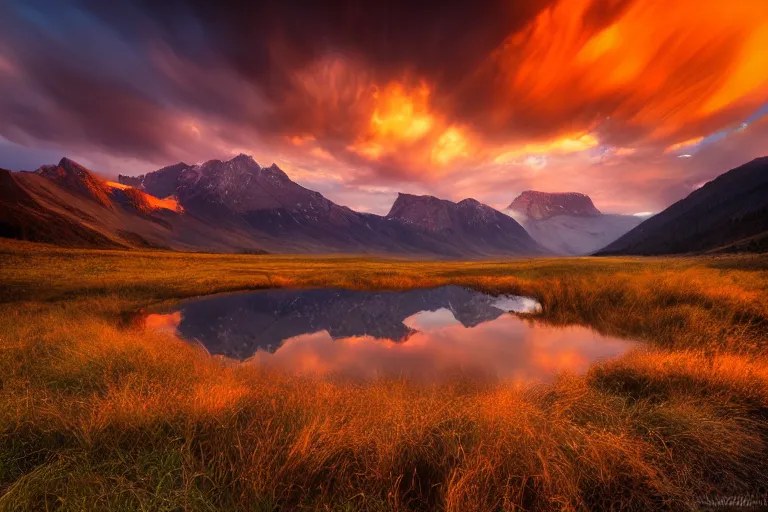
[386,193,458,232]
[120,155,346,220]
[507,191,601,220]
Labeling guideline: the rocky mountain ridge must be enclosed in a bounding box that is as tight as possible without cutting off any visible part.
[1,155,543,257]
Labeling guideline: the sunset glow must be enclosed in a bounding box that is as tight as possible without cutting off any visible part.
[493,133,599,165]
[485,0,768,144]
[0,0,766,213]
[4,2,768,508]
[347,80,473,172]
[106,182,183,212]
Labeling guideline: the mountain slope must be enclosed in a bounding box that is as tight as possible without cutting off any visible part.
[386,193,544,256]
[504,191,643,255]
[120,155,438,254]
[597,157,768,255]
[0,168,120,247]
[1,158,269,251]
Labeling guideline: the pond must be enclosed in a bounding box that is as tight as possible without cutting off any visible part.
[146,286,636,381]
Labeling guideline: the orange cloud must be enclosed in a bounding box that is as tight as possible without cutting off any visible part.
[270,0,767,189]
[431,126,470,165]
[370,81,433,142]
[289,134,316,146]
[493,133,599,164]
[478,0,768,147]
[347,80,473,173]
[664,137,704,154]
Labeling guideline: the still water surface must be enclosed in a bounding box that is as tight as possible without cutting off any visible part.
[148,286,636,381]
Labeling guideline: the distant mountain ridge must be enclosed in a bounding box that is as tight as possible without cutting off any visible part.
[504,191,643,255]
[1,154,543,258]
[507,190,601,220]
[597,157,768,255]
[387,193,543,255]
[114,155,544,256]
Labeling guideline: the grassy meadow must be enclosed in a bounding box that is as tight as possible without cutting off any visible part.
[1,238,768,510]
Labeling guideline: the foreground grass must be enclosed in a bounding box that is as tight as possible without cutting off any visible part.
[1,240,768,510]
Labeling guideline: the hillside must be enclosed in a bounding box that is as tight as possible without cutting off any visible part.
[597,157,768,255]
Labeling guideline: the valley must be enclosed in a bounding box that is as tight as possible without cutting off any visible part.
[2,1,766,509]
[5,155,768,260]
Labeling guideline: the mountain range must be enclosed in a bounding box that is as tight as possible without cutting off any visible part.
[0,155,543,257]
[2,154,766,257]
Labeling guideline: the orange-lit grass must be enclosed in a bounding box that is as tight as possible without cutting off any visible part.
[1,313,767,510]
[2,239,767,352]
[2,241,768,509]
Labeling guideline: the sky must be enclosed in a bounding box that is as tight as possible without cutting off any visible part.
[1,0,767,215]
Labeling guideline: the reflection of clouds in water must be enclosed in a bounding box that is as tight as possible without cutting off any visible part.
[248,313,634,382]
[402,308,462,331]
[401,295,542,332]
[145,291,633,382]
[492,295,542,314]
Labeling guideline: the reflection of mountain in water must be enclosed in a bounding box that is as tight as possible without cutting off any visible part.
[172,286,531,359]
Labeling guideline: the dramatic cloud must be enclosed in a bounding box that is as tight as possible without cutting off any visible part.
[0,0,766,214]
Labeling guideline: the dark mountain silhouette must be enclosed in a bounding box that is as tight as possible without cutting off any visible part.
[387,193,543,256]
[505,191,643,255]
[597,157,768,255]
[1,155,543,257]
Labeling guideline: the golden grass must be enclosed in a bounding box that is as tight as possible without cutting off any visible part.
[1,239,768,510]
